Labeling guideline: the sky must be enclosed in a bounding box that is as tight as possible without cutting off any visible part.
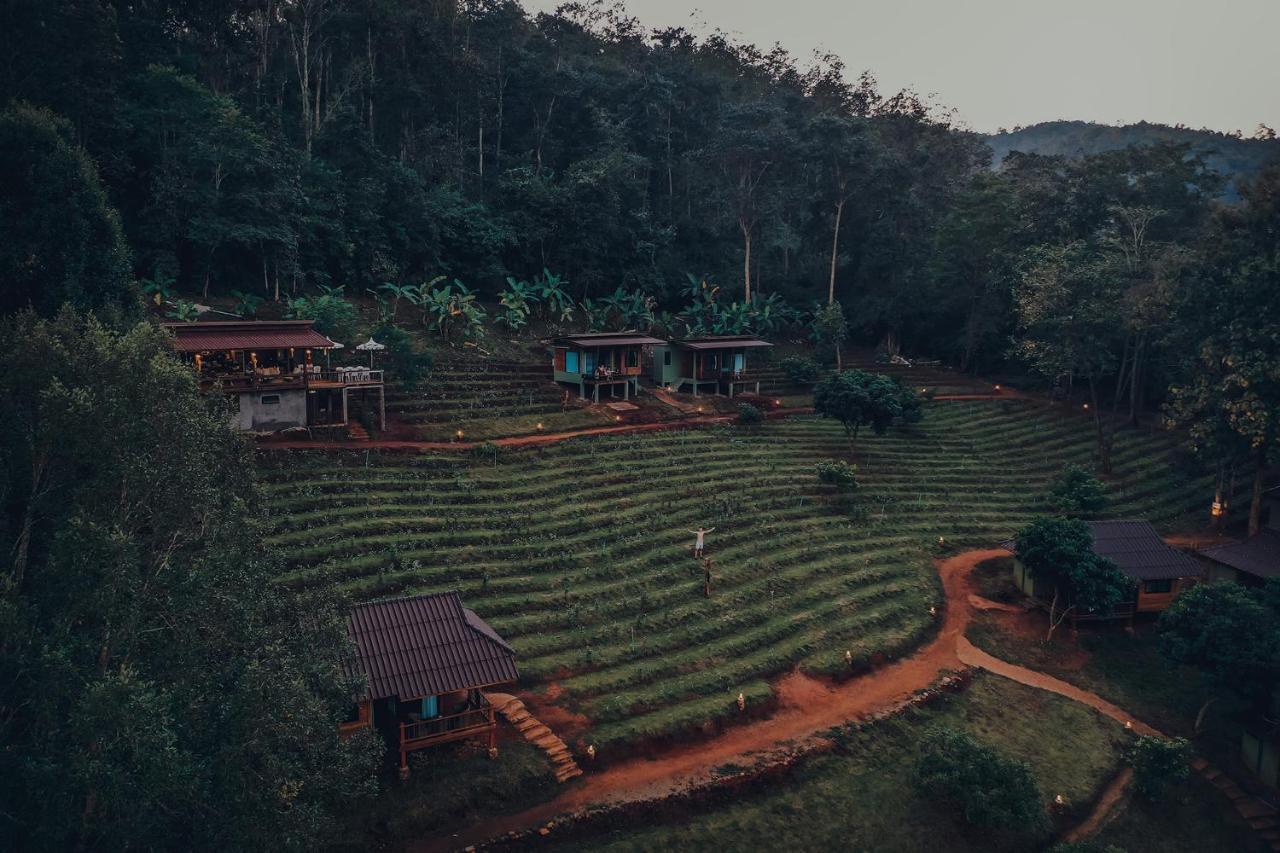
[523,0,1280,135]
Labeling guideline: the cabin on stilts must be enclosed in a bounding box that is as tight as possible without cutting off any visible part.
[164,320,385,432]
[340,592,518,779]
[549,331,664,402]
[651,335,773,397]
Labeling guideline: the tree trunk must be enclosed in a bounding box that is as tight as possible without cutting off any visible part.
[740,221,753,304]
[1088,376,1113,474]
[1249,451,1266,536]
[828,198,844,305]
[1129,334,1145,426]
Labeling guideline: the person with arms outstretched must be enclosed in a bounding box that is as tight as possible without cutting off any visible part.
[689,526,715,558]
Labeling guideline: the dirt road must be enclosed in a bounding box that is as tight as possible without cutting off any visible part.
[413,548,1002,852]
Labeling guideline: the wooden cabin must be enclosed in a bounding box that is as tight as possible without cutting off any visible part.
[651,335,773,397]
[164,320,384,432]
[1199,490,1280,585]
[341,592,518,778]
[550,332,664,402]
[1007,520,1201,619]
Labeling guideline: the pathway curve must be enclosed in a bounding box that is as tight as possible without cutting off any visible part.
[956,636,1164,737]
[412,548,1001,853]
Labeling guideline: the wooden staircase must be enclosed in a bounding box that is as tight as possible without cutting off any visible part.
[486,692,582,783]
[346,421,370,441]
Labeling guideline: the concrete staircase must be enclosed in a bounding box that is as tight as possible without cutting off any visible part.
[487,692,582,784]
[346,421,370,441]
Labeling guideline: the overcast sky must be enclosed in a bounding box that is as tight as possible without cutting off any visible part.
[523,0,1280,134]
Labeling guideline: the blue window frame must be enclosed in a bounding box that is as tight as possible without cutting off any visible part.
[565,350,579,374]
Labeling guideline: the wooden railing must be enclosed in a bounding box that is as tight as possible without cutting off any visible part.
[400,706,494,746]
[197,368,383,390]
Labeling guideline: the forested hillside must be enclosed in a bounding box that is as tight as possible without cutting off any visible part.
[987,120,1280,196]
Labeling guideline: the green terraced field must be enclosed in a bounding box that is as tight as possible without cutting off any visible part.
[257,400,1208,749]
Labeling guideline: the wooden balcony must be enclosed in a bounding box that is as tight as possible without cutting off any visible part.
[399,705,496,753]
[197,368,383,392]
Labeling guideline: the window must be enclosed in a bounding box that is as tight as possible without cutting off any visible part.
[565,351,580,373]
[584,351,596,374]
[260,394,281,405]
[1143,579,1173,594]
[663,351,671,366]
[627,349,638,368]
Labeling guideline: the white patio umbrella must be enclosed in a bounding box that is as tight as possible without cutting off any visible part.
[355,337,386,367]
[324,339,343,369]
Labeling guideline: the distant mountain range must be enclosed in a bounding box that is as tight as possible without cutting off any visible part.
[984,121,1279,197]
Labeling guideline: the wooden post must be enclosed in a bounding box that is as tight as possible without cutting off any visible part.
[379,386,385,430]
[341,388,348,424]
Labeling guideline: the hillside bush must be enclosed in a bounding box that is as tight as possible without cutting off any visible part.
[1126,735,1191,800]
[737,403,764,425]
[912,726,1048,833]
[816,459,858,490]
[1049,464,1108,516]
[779,355,821,384]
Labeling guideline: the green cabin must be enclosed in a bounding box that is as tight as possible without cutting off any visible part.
[550,332,665,402]
[651,335,773,397]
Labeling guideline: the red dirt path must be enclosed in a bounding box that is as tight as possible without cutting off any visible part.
[412,548,1001,853]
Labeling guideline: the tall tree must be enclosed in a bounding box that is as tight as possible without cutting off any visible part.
[0,311,380,850]
[0,103,135,317]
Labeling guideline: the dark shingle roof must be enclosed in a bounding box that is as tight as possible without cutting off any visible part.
[163,320,336,352]
[670,335,773,350]
[346,592,517,702]
[1086,520,1200,581]
[1200,531,1280,580]
[1002,520,1200,582]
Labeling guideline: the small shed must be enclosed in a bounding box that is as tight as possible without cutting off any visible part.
[1199,530,1280,585]
[550,331,665,402]
[341,592,518,776]
[1008,520,1201,616]
[651,335,774,397]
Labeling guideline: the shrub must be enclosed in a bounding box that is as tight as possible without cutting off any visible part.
[373,322,433,391]
[912,726,1049,833]
[285,289,359,342]
[471,441,501,466]
[737,403,764,425]
[1049,464,1108,516]
[816,459,858,491]
[1127,735,1192,801]
[779,355,821,384]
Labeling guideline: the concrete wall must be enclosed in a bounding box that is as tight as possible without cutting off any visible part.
[234,388,307,431]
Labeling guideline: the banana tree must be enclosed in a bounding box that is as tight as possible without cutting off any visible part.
[421,279,486,343]
[579,298,611,331]
[141,271,176,306]
[166,300,200,321]
[376,282,424,323]
[534,269,574,321]
[497,277,538,331]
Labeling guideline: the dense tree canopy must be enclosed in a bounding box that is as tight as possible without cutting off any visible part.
[0,311,380,851]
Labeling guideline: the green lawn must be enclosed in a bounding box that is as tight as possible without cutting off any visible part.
[556,673,1129,853]
[258,399,1211,752]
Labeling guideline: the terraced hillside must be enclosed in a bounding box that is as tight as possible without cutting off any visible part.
[258,400,1208,750]
[386,358,612,439]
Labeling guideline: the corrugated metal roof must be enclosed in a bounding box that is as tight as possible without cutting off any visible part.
[1086,520,1200,581]
[1200,531,1280,580]
[554,333,665,347]
[163,320,336,353]
[671,336,773,350]
[346,592,518,702]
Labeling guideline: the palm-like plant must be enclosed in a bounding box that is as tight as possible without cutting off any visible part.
[579,298,611,331]
[166,300,200,321]
[534,269,574,321]
[497,277,538,331]
[421,279,485,343]
[141,271,176,306]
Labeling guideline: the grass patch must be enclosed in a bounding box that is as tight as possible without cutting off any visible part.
[413,408,610,441]
[973,556,1020,603]
[1093,773,1267,853]
[332,740,556,850]
[966,615,1234,741]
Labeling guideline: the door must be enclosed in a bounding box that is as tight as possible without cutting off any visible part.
[733,352,745,374]
[584,350,597,375]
